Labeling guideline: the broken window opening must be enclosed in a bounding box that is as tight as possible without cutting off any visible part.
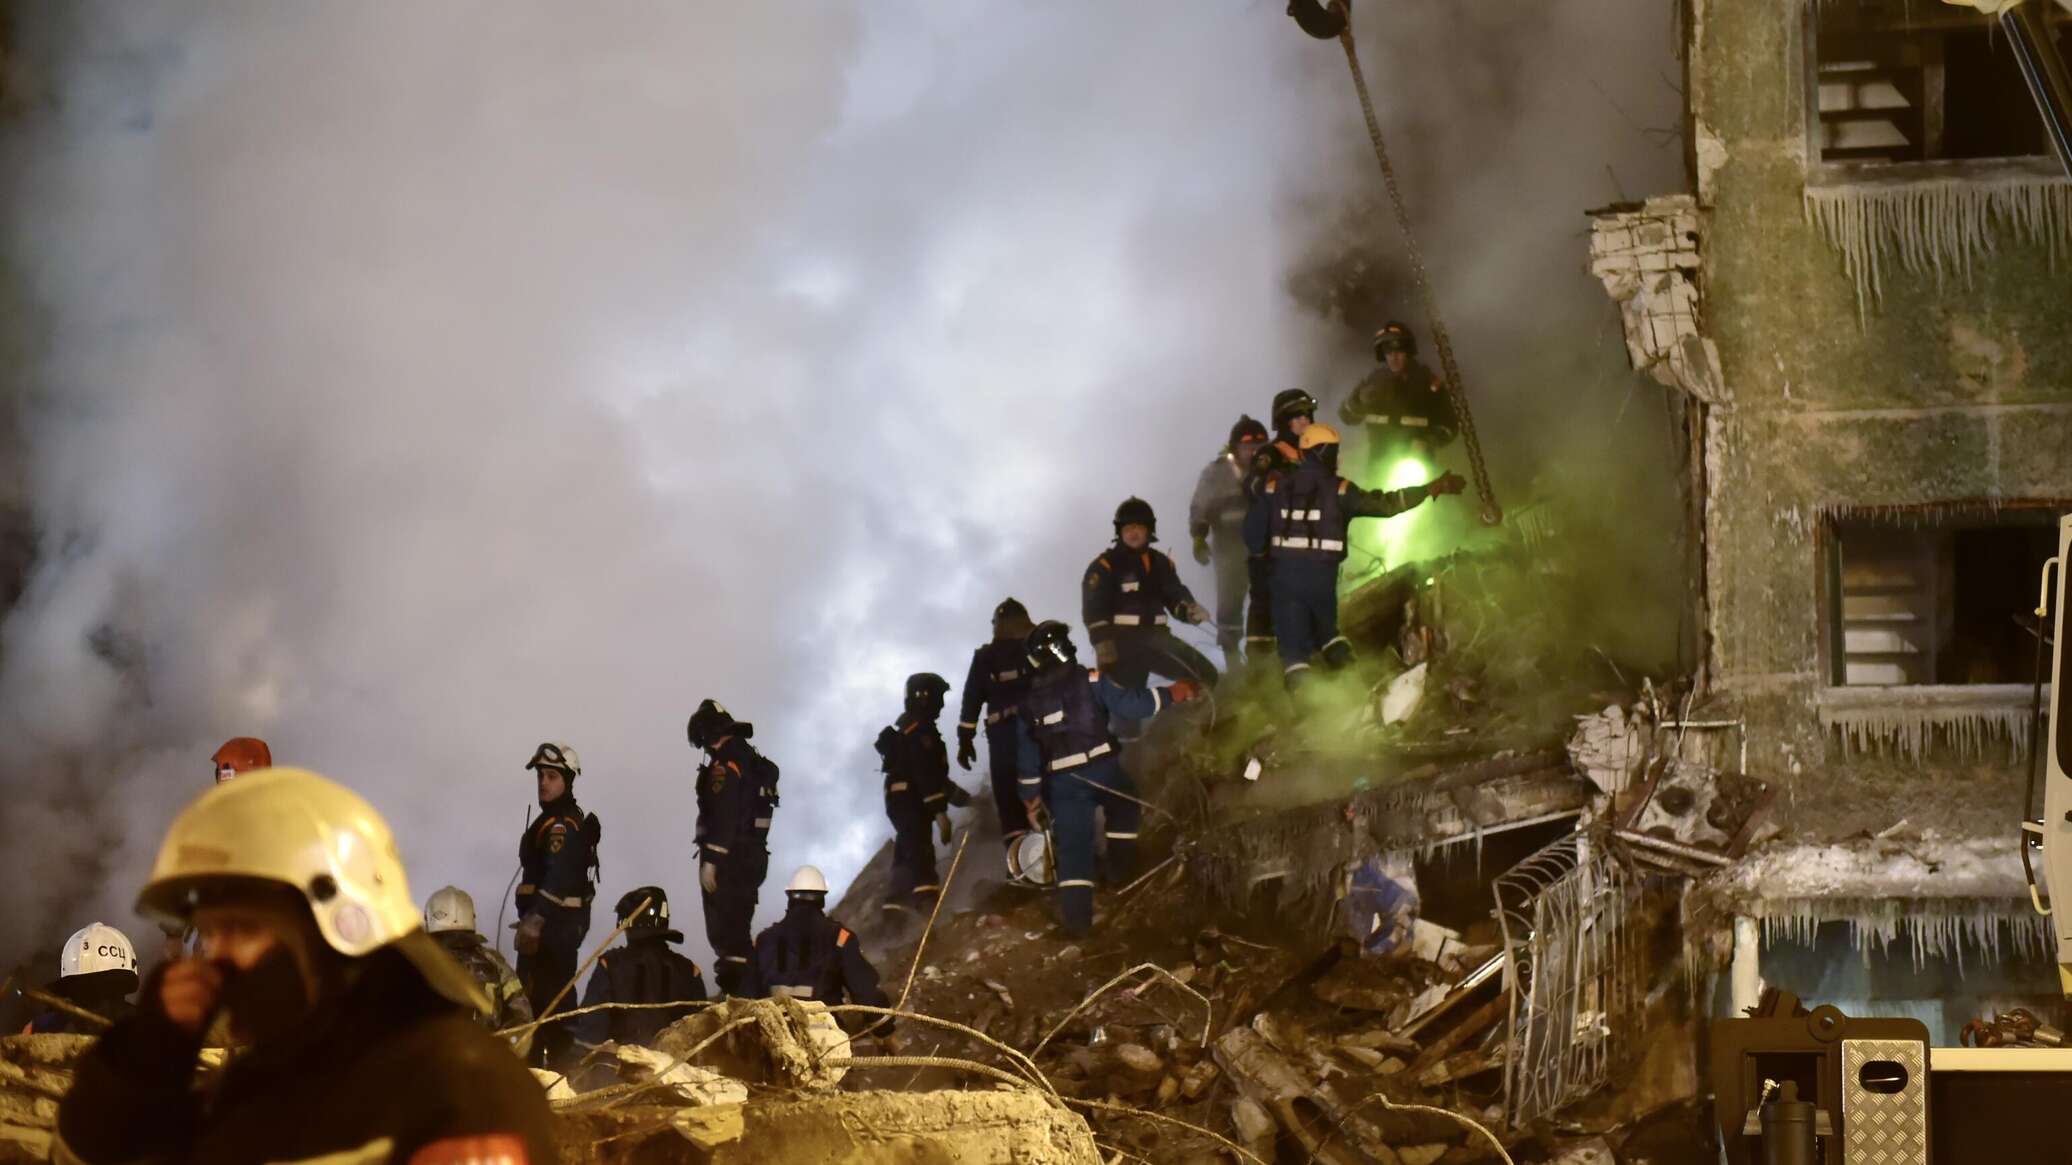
[1824,506,2060,688]
[1811,0,2071,170]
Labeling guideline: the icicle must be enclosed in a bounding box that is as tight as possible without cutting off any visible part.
[1821,700,2034,765]
[1804,175,2072,324]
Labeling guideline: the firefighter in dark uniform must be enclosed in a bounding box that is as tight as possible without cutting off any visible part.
[957,597,1037,873]
[1245,423,1464,698]
[878,672,963,916]
[754,866,891,1035]
[1015,621,1202,937]
[24,922,139,1035]
[1082,497,1219,741]
[1242,389,1322,661]
[575,887,708,1049]
[58,767,554,1165]
[1189,416,1269,672]
[687,698,779,996]
[1340,322,1455,465]
[514,740,598,1071]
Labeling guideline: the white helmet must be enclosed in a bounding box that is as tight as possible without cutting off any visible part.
[786,865,829,894]
[524,741,581,780]
[424,885,477,934]
[61,922,138,980]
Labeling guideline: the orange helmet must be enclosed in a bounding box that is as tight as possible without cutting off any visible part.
[212,736,273,782]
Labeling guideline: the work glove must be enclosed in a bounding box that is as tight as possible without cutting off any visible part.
[1428,471,1468,497]
[1167,679,1203,704]
[513,912,545,957]
[935,813,952,845]
[700,861,719,895]
[1023,798,1053,832]
[945,781,973,808]
[956,727,978,770]
[1182,601,1210,625]
[1095,639,1119,667]
[1191,536,1212,566]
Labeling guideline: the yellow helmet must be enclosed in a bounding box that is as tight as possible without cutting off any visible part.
[137,767,489,1014]
[1298,422,1341,450]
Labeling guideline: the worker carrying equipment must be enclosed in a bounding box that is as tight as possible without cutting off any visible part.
[1191,417,1271,670]
[58,768,554,1165]
[688,698,779,996]
[576,886,707,1048]
[1015,620,1202,937]
[1246,423,1465,706]
[1082,498,1219,741]
[958,597,1039,874]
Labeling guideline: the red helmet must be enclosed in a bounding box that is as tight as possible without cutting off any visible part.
[212,736,273,782]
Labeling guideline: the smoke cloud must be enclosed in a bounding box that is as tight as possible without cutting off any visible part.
[0,1,1684,972]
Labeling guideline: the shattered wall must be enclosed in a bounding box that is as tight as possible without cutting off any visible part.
[1683,0,2072,798]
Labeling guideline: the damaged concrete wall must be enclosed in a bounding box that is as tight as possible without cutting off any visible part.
[1681,0,2072,807]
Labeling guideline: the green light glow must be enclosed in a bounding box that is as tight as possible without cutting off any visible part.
[1345,451,1433,583]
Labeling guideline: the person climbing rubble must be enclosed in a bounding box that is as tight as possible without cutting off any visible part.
[877,672,967,917]
[513,740,599,1070]
[1015,620,1201,938]
[1242,389,1323,662]
[753,866,891,1036]
[1339,322,1456,464]
[1081,497,1219,741]
[23,922,139,1035]
[424,885,532,1032]
[687,698,779,997]
[56,767,554,1165]
[211,735,272,783]
[1189,415,1269,672]
[1245,423,1464,705]
[575,886,707,1049]
[957,597,1039,875]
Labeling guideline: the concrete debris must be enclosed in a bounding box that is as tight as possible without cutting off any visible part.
[1382,663,1428,725]
[1213,1027,1397,1165]
[591,1043,748,1106]
[1567,703,1648,795]
[1337,1028,1421,1058]
[1179,1059,1220,1100]
[1546,1136,1616,1165]
[1229,1096,1278,1162]
[1588,195,1724,402]
[1398,1145,1448,1165]
[653,997,851,1092]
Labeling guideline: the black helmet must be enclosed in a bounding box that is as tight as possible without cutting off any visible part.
[1373,321,1416,360]
[615,886,676,936]
[1271,389,1318,431]
[1025,620,1079,674]
[1113,496,1157,540]
[686,699,743,749]
[993,597,1034,640]
[1228,414,1268,452]
[905,672,950,712]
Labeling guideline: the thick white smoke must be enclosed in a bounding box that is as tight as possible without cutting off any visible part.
[0,1,1683,972]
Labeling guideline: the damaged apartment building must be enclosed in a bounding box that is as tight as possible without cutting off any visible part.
[1591,0,2072,1048]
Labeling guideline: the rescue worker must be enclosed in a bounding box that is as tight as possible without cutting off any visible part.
[877,673,960,916]
[1015,620,1202,937]
[575,887,707,1048]
[1340,322,1455,463]
[957,597,1037,874]
[753,866,890,1035]
[687,699,779,996]
[1189,416,1270,671]
[425,885,532,1032]
[24,922,138,1034]
[514,740,599,1070]
[56,767,555,1165]
[211,736,272,784]
[1082,497,1219,741]
[1242,389,1322,661]
[1245,423,1465,699]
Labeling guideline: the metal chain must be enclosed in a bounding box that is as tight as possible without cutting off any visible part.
[1332,4,1502,526]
